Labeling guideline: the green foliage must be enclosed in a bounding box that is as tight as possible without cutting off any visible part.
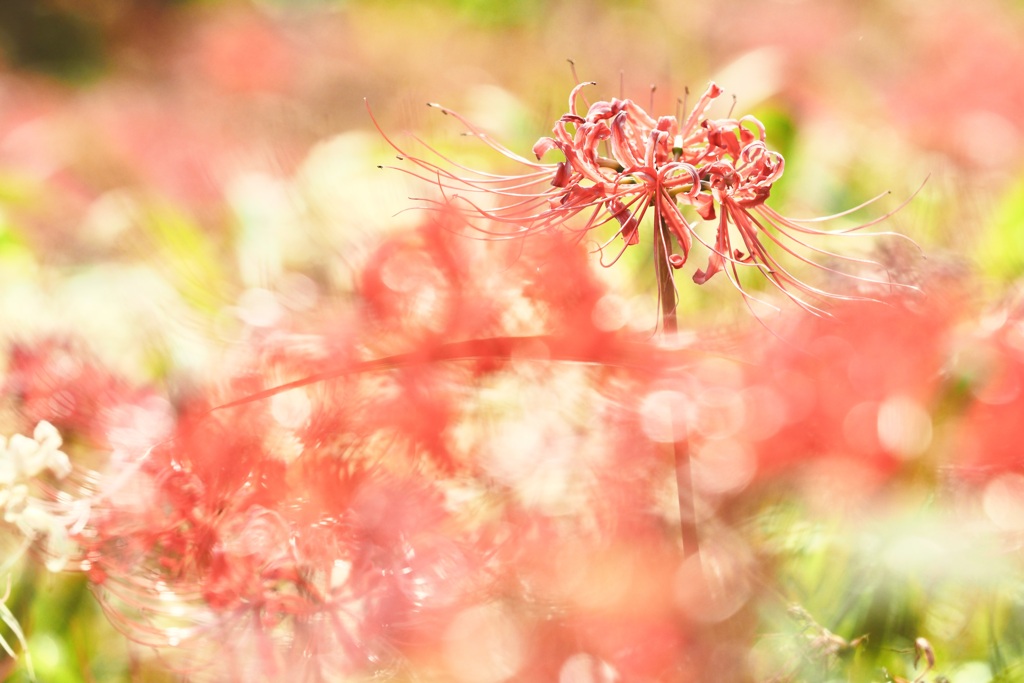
[140,203,233,316]
[974,177,1024,283]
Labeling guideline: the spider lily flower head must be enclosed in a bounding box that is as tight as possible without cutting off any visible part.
[374,80,915,315]
[73,340,488,680]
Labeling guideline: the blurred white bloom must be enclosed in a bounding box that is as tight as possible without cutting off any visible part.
[0,420,78,682]
[0,421,80,572]
[1,421,69,480]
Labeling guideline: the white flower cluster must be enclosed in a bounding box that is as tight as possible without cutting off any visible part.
[0,421,76,573]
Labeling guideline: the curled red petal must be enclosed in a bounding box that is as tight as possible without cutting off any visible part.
[694,193,716,220]
[551,161,571,187]
[568,81,597,116]
[609,197,640,245]
[533,136,559,160]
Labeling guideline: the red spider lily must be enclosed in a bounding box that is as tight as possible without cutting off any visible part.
[2,337,158,448]
[955,305,1024,477]
[375,80,914,315]
[216,212,706,411]
[77,390,486,681]
[686,293,957,484]
[357,209,502,350]
[194,11,295,95]
[887,4,1024,170]
[396,365,701,681]
[355,208,611,349]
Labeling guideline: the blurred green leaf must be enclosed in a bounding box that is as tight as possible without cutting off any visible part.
[140,203,232,316]
[974,178,1024,282]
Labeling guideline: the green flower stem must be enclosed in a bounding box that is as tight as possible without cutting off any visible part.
[656,216,700,560]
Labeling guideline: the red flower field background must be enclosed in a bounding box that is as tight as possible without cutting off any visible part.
[3,1,1024,681]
